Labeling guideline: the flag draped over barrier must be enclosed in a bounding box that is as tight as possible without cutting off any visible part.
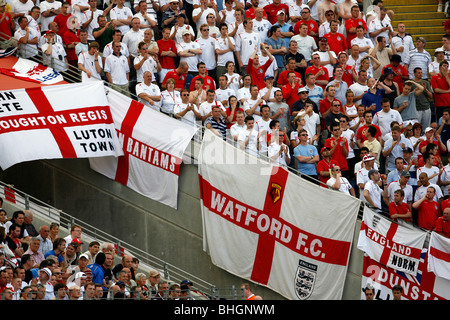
[427,232,450,281]
[357,206,427,276]
[0,81,122,170]
[0,57,63,84]
[89,88,197,209]
[198,130,361,300]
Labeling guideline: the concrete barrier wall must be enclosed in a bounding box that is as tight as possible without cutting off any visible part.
[0,158,364,300]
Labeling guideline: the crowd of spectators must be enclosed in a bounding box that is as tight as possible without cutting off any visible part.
[0,0,449,285]
[0,211,201,300]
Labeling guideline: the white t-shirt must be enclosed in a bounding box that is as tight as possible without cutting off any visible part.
[195,36,217,70]
[109,6,133,34]
[235,31,261,66]
[39,0,62,32]
[290,34,317,62]
[104,54,129,85]
[160,90,181,114]
[252,18,272,43]
[327,176,353,195]
[176,41,201,72]
[122,28,145,57]
[136,82,161,111]
[268,142,289,166]
[78,51,103,82]
[134,54,158,83]
[80,9,104,41]
[215,36,235,67]
[238,129,259,157]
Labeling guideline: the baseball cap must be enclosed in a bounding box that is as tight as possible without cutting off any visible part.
[435,47,445,55]
[425,127,434,133]
[402,147,413,153]
[416,37,426,44]
[276,10,285,15]
[363,155,375,162]
[321,147,330,154]
[400,171,410,177]
[297,86,308,94]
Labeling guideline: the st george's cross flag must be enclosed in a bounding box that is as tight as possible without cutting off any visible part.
[427,231,450,280]
[357,206,427,276]
[89,88,197,209]
[198,130,361,300]
[0,82,122,170]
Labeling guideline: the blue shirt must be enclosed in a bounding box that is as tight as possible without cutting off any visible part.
[273,22,294,48]
[265,37,286,68]
[362,88,385,114]
[383,137,413,172]
[294,143,318,176]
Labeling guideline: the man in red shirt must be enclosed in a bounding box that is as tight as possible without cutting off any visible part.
[323,20,347,56]
[319,84,339,119]
[246,44,275,90]
[337,51,354,87]
[317,146,339,186]
[293,7,318,39]
[324,121,349,175]
[63,25,80,69]
[54,2,72,38]
[162,61,189,91]
[245,0,268,20]
[356,110,382,148]
[413,185,441,231]
[281,71,302,109]
[157,27,178,85]
[305,52,329,89]
[389,189,412,223]
[189,62,216,91]
[264,0,289,25]
[436,207,450,238]
[276,57,302,88]
[431,60,450,121]
[382,54,408,92]
[0,0,14,40]
[344,4,367,49]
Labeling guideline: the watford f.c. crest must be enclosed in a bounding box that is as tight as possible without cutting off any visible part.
[270,182,282,204]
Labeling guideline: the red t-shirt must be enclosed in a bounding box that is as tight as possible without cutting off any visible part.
[389,201,412,223]
[264,3,289,24]
[431,74,450,107]
[356,124,382,144]
[317,158,339,185]
[323,32,347,56]
[305,65,329,89]
[324,136,349,171]
[435,216,450,238]
[281,83,302,108]
[247,58,273,90]
[294,19,318,36]
[244,7,268,20]
[417,200,440,230]
[162,69,186,90]
[0,13,13,40]
[382,64,408,92]
[225,107,244,129]
[63,29,80,61]
[189,75,216,91]
[277,70,302,87]
[339,64,354,87]
[418,139,445,158]
[344,18,367,48]
[441,198,450,212]
[157,38,177,69]
[319,97,340,117]
[54,13,72,38]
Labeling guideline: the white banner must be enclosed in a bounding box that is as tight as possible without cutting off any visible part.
[361,251,450,300]
[198,130,361,300]
[0,82,122,170]
[357,206,427,276]
[0,57,64,84]
[89,88,197,209]
[428,232,450,280]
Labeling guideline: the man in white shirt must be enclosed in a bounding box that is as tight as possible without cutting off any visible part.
[364,169,384,211]
[136,71,161,111]
[391,22,415,65]
[199,89,227,122]
[252,7,271,43]
[230,110,247,144]
[42,30,68,73]
[268,129,290,167]
[372,97,403,136]
[192,0,219,34]
[243,85,264,122]
[290,23,317,63]
[215,22,235,77]
[39,0,62,34]
[104,40,131,97]
[368,6,393,45]
[10,0,34,28]
[174,88,202,133]
[235,17,261,75]
[122,17,144,59]
[102,29,130,66]
[109,0,133,35]
[327,165,355,196]
[215,74,235,107]
[134,40,159,83]
[195,23,217,82]
[77,41,102,82]
[177,29,202,75]
[14,16,39,59]
[255,104,272,156]
[238,115,260,157]
[133,0,157,30]
[80,0,105,41]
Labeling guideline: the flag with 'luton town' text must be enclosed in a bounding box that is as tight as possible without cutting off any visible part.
[89,88,197,209]
[198,130,361,300]
[0,81,122,170]
[357,206,427,276]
